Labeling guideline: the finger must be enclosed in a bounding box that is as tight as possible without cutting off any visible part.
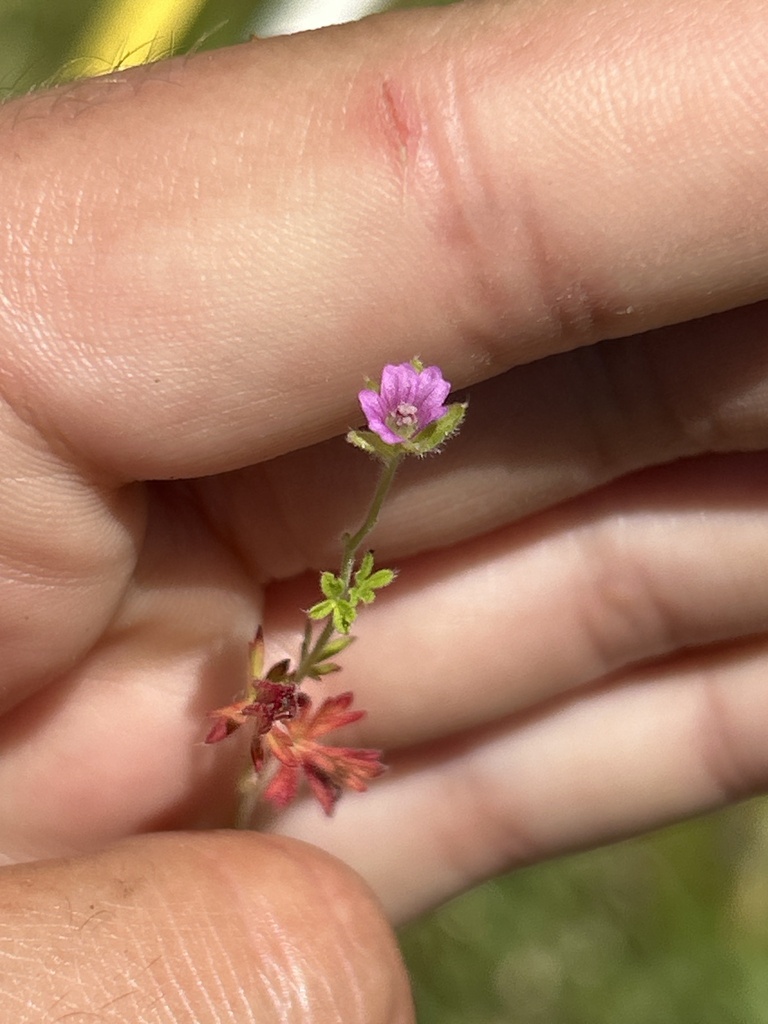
[0,492,260,859]
[264,451,768,747]
[0,831,414,1023]
[0,404,142,697]
[0,0,766,478]
[273,636,768,924]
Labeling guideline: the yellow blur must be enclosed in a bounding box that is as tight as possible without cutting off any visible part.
[70,0,207,77]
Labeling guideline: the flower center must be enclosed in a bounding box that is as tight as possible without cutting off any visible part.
[393,403,419,428]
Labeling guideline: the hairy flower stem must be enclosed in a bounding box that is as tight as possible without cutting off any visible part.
[292,452,402,683]
[339,453,402,587]
[235,781,259,830]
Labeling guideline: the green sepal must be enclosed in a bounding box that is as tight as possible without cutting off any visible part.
[299,619,313,664]
[307,661,342,680]
[404,401,468,456]
[265,658,291,682]
[346,428,399,463]
[318,635,355,659]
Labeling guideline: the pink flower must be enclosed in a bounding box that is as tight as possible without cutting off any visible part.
[359,362,451,445]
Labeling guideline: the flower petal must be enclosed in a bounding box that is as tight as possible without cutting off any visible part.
[304,764,343,815]
[378,363,410,408]
[358,386,402,444]
[203,716,237,744]
[204,699,251,742]
[264,763,300,808]
[302,692,366,737]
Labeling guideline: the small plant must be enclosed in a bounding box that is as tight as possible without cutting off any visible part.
[205,359,467,821]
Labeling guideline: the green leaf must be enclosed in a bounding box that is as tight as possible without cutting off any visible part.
[350,565,396,606]
[354,551,375,585]
[319,571,344,600]
[367,568,395,590]
[332,599,357,634]
[308,599,335,621]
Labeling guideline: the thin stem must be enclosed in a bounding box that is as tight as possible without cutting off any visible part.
[340,453,401,586]
[292,452,402,683]
[235,778,259,830]
[293,618,334,683]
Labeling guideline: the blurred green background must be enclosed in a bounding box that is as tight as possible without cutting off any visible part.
[2,1,767,1020]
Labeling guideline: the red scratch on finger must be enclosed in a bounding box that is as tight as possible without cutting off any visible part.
[377,78,423,177]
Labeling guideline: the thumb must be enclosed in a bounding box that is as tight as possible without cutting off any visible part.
[0,831,414,1024]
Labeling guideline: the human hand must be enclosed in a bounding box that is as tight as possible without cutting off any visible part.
[1,0,767,1017]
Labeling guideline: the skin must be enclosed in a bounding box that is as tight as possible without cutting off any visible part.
[1,0,768,1017]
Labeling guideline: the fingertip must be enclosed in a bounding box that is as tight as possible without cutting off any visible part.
[0,831,414,1024]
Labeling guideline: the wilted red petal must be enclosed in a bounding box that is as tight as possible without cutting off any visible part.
[310,693,366,735]
[266,724,297,764]
[204,699,253,744]
[304,764,342,815]
[264,762,300,808]
[250,734,266,771]
[204,717,235,744]
[290,692,366,739]
[263,695,386,815]
[310,745,386,791]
